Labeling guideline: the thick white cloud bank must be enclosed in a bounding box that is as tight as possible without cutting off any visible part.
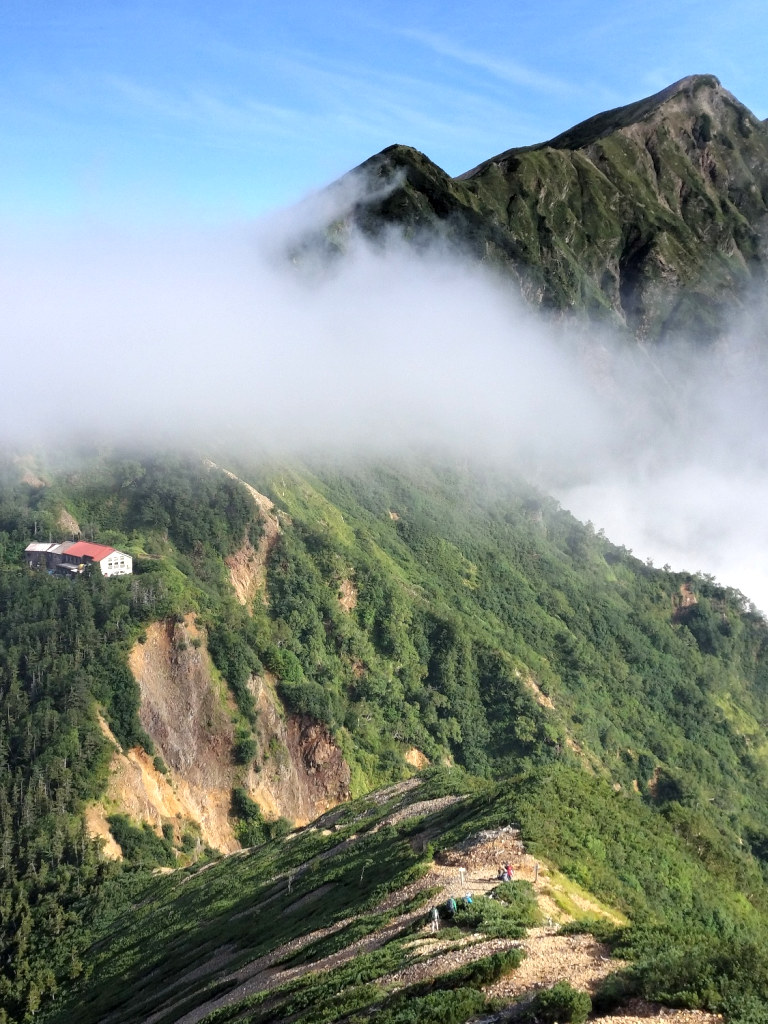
[557,315,768,611]
[1,211,767,609]
[561,467,768,613]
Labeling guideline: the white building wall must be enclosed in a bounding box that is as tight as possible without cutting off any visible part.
[99,550,133,577]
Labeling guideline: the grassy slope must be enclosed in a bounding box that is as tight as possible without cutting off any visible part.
[13,451,768,860]
[341,75,768,340]
[246,459,768,844]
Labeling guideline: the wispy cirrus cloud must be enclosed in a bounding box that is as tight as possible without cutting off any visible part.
[102,50,540,160]
[106,75,309,140]
[397,29,576,96]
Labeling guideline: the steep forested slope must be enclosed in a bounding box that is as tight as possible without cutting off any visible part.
[3,453,768,1020]
[0,458,259,1019]
[324,75,768,341]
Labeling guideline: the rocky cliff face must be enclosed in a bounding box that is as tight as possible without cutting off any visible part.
[332,75,768,342]
[87,616,350,856]
[129,617,239,850]
[247,674,351,824]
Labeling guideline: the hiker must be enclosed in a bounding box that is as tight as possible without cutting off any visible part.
[430,905,440,932]
[462,893,473,907]
[446,896,457,918]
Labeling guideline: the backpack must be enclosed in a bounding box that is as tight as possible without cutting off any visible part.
[447,897,457,916]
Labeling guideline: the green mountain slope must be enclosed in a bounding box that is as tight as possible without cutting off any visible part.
[39,768,768,1024]
[333,75,768,341]
[4,454,768,1020]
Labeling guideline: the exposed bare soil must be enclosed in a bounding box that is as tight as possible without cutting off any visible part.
[247,675,350,826]
[129,617,239,851]
[375,795,466,831]
[486,927,626,1002]
[84,802,122,859]
[368,777,421,804]
[338,577,358,612]
[673,582,698,620]
[436,825,527,871]
[57,508,81,536]
[21,469,45,488]
[225,537,262,606]
[520,672,555,710]
[91,712,229,854]
[90,613,353,852]
[404,747,429,769]
[384,936,513,989]
[216,466,282,606]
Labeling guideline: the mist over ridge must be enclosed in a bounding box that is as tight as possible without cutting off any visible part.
[4,72,768,607]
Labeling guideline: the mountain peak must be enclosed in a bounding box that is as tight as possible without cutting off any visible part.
[326,74,768,343]
[458,74,735,177]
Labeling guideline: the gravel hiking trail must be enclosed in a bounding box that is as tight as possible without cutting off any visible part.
[143,796,720,1024]
[593,1002,719,1024]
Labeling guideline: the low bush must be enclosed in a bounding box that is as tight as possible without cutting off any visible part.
[278,679,341,726]
[233,732,258,765]
[559,916,623,944]
[409,949,524,994]
[491,880,542,927]
[106,814,175,867]
[374,987,486,1024]
[231,787,267,846]
[453,893,534,939]
[523,981,592,1024]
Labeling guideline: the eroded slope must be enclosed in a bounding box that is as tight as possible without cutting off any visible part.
[88,615,351,855]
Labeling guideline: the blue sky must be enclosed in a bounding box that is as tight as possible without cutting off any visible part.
[2,0,767,224]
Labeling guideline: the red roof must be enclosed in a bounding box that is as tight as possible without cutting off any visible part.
[64,542,115,562]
